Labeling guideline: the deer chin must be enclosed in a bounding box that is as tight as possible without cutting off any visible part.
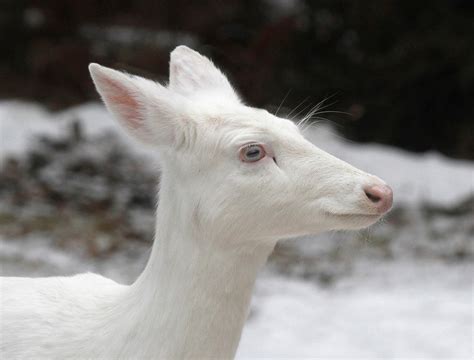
[323,211,382,230]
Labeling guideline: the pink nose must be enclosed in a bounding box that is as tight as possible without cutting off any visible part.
[363,184,393,214]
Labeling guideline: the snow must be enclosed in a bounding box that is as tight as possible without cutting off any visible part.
[0,102,114,161]
[1,100,473,358]
[0,101,156,165]
[239,263,473,359]
[1,235,472,359]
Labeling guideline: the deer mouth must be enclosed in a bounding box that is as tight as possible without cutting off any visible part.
[323,211,382,225]
[329,212,381,219]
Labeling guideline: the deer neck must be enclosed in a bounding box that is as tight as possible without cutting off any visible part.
[123,173,275,358]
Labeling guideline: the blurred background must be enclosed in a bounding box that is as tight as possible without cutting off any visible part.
[0,0,473,358]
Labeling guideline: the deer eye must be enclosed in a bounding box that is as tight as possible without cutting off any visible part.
[239,144,266,163]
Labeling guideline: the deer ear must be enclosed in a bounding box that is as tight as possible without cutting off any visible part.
[89,63,184,146]
[169,46,240,102]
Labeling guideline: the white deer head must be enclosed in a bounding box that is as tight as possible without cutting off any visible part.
[89,46,392,246]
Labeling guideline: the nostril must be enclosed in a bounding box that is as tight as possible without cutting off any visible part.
[365,189,381,203]
[363,184,394,213]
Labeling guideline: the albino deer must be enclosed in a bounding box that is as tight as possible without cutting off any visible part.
[0,46,393,359]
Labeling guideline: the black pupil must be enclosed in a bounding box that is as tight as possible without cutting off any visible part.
[246,147,260,159]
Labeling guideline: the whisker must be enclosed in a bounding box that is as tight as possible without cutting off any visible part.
[312,110,352,116]
[286,97,309,119]
[290,102,314,122]
[300,117,327,133]
[274,89,291,117]
[297,108,317,127]
[296,96,339,126]
[295,93,354,133]
[297,101,329,127]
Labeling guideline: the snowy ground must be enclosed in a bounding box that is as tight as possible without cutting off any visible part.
[240,262,473,359]
[1,234,472,359]
[0,101,473,359]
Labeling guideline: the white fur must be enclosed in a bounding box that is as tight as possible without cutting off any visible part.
[0,46,391,359]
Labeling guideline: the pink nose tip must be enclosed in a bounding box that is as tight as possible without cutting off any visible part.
[363,184,393,214]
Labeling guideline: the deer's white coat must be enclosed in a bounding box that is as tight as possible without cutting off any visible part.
[0,46,391,359]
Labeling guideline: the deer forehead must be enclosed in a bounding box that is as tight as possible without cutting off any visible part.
[195,108,303,149]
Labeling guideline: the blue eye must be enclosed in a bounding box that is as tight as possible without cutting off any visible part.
[240,144,266,162]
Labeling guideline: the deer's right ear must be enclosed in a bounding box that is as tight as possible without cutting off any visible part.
[89,63,185,147]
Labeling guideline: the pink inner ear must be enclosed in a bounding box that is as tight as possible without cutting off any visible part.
[102,76,142,130]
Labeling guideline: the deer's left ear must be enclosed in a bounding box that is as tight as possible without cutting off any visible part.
[169,46,240,102]
[89,63,187,147]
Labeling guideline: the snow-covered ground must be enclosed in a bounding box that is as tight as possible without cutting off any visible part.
[1,233,472,359]
[240,262,473,358]
[1,234,472,359]
[0,101,473,359]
